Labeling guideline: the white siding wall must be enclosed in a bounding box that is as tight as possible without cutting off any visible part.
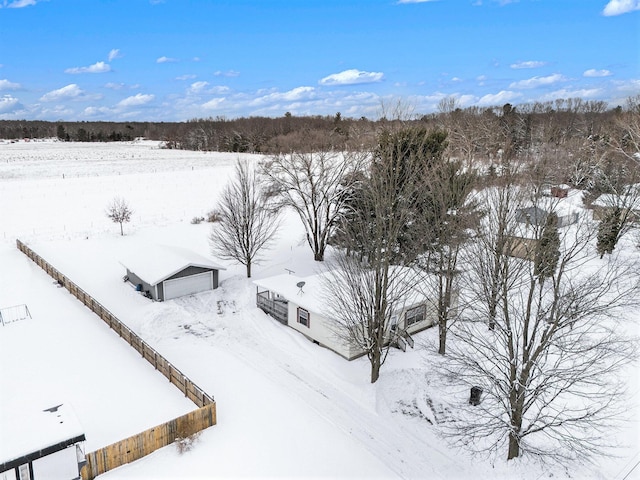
[402,299,439,335]
[286,301,361,359]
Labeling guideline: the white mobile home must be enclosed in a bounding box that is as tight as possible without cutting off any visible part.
[254,270,437,360]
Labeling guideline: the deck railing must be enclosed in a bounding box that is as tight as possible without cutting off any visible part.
[256,291,288,324]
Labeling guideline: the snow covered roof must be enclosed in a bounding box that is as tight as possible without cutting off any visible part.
[0,402,85,470]
[120,244,226,286]
[254,267,427,315]
[592,189,640,210]
[254,273,327,313]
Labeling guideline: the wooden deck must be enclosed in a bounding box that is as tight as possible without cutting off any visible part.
[256,291,288,324]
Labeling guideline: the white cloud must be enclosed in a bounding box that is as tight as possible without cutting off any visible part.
[117,93,155,107]
[209,86,230,95]
[82,106,112,117]
[107,49,122,62]
[319,69,384,86]
[538,88,602,101]
[250,86,316,106]
[584,68,613,77]
[0,79,21,90]
[188,82,230,95]
[1,0,38,8]
[477,90,522,106]
[65,61,111,74]
[104,82,139,91]
[603,0,640,16]
[509,73,565,89]
[214,70,240,77]
[176,74,197,81]
[457,94,477,106]
[189,81,209,93]
[613,78,640,94]
[510,60,546,69]
[157,56,178,63]
[40,84,85,102]
[202,97,226,109]
[0,94,20,113]
[396,0,437,3]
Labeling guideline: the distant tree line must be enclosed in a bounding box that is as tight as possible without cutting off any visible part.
[0,96,635,160]
[0,120,160,143]
[0,112,359,152]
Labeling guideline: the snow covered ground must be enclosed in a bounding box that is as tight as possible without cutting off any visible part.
[1,140,638,479]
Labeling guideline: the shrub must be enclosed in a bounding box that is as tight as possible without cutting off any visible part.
[175,431,201,454]
[206,209,222,223]
[191,216,205,225]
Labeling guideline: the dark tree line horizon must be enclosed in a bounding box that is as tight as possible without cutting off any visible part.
[0,96,635,157]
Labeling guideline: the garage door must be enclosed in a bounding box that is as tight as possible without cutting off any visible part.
[163,271,213,300]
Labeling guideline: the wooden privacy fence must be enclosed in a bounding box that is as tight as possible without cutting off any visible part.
[16,239,217,478]
[16,239,214,408]
[81,402,216,480]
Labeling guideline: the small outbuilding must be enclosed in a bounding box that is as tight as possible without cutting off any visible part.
[0,402,86,480]
[591,185,640,221]
[121,244,225,301]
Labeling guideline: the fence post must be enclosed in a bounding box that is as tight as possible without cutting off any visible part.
[15,239,215,411]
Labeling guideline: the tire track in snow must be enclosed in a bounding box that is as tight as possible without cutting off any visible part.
[167,284,463,479]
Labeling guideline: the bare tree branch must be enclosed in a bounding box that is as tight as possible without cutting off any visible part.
[444,182,640,463]
[105,196,133,236]
[261,151,366,261]
[210,160,280,278]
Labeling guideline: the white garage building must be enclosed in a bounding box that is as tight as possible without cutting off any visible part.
[121,245,225,301]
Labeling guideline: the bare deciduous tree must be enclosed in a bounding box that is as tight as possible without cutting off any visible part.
[464,181,528,330]
[415,158,476,355]
[324,257,422,384]
[106,196,133,236]
[210,160,280,278]
[323,128,428,383]
[593,98,640,254]
[446,192,639,463]
[261,151,366,261]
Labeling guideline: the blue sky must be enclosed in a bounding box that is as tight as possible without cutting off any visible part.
[0,0,638,121]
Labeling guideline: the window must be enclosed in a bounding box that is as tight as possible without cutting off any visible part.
[405,304,426,326]
[297,307,310,327]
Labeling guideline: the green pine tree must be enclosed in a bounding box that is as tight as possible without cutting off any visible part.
[534,212,560,281]
[597,208,622,258]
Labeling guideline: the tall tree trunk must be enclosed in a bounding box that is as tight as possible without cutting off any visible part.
[508,384,524,460]
[438,320,447,355]
[120,222,124,236]
[370,349,381,383]
[488,303,496,330]
[507,430,521,460]
[246,261,252,278]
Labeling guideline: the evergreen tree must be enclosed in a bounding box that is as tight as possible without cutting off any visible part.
[56,124,66,141]
[534,212,560,280]
[597,208,622,258]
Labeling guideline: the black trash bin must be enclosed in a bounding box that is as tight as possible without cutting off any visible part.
[469,386,483,406]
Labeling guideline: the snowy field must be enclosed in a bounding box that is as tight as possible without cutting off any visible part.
[1,140,638,480]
